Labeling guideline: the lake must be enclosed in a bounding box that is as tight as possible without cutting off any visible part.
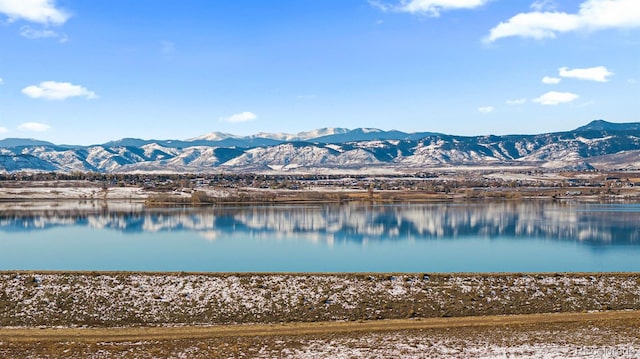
[1,201,639,272]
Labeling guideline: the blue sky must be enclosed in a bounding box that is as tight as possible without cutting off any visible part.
[0,0,638,144]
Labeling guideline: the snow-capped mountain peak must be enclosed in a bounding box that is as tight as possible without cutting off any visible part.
[359,128,383,133]
[3,120,640,173]
[187,132,238,141]
[246,127,350,141]
[294,128,350,140]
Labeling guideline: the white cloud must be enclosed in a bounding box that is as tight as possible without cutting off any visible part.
[20,26,56,38]
[0,127,8,134]
[486,11,581,42]
[506,98,527,105]
[22,81,98,100]
[220,112,257,123]
[558,66,613,82]
[530,0,557,11]
[19,25,67,41]
[629,79,638,84]
[0,77,3,85]
[542,76,561,84]
[0,0,69,25]
[532,91,579,105]
[477,106,494,114]
[486,0,640,42]
[18,122,50,132]
[369,1,391,12]
[371,0,492,16]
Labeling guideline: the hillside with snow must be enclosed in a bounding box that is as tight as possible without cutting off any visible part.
[1,120,639,173]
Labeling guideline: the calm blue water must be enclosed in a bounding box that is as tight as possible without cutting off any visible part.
[1,202,639,272]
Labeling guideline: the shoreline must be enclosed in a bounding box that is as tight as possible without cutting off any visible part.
[0,192,638,205]
[2,170,640,204]
[1,272,639,328]
[0,269,640,278]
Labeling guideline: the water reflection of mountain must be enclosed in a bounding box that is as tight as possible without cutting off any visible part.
[1,203,639,246]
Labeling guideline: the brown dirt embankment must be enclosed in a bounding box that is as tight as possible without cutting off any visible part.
[1,272,639,327]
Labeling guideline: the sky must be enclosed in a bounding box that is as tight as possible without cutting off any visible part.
[0,0,638,145]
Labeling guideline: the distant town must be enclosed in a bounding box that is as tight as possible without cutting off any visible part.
[1,169,639,204]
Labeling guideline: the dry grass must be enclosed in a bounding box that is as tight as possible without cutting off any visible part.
[1,272,640,327]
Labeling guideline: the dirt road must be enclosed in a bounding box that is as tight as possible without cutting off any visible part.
[1,310,638,343]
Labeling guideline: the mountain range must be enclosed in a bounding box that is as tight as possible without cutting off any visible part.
[1,120,639,173]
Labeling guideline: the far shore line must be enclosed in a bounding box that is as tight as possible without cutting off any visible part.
[1,270,639,276]
[1,188,639,205]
